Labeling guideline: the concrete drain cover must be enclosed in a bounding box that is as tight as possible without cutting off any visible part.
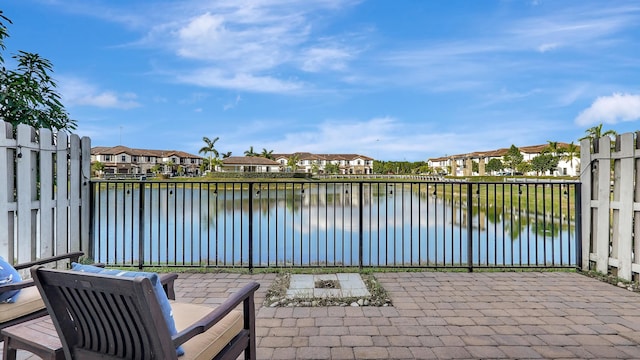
[286,273,371,298]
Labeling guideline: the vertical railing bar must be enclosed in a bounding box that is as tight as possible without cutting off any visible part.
[434,183,438,268]
[552,183,557,266]
[315,183,320,267]
[257,182,262,268]
[467,183,473,272]
[324,183,335,265]
[385,182,389,266]
[147,183,152,266]
[274,183,279,267]
[89,183,96,262]
[517,184,522,267]
[526,184,531,267]
[248,182,254,272]
[575,183,582,268]
[179,183,184,265]
[459,183,463,267]
[359,182,364,269]
[534,184,539,266]
[205,183,210,267]
[166,183,170,266]
[138,183,145,269]
[300,183,304,267]
[542,184,547,266]
[558,183,563,266]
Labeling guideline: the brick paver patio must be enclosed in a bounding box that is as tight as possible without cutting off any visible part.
[4,271,640,359]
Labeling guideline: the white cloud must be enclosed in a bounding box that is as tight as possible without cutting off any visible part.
[301,47,352,72]
[537,43,559,53]
[223,95,242,111]
[177,68,303,93]
[575,93,640,126]
[59,77,140,109]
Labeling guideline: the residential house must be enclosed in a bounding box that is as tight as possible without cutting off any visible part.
[427,143,580,177]
[273,153,374,174]
[220,156,281,173]
[91,146,203,176]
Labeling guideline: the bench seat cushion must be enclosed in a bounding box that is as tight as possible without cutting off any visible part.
[0,286,45,323]
[171,301,243,360]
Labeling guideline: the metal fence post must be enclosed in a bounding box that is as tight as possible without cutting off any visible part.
[248,182,254,272]
[467,183,473,272]
[359,182,364,269]
[138,183,145,269]
[575,182,582,270]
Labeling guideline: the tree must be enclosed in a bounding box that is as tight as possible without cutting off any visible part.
[517,161,532,175]
[471,161,479,174]
[91,161,105,177]
[260,148,274,160]
[531,153,559,175]
[287,154,300,172]
[562,141,579,172]
[579,123,616,142]
[198,136,219,172]
[244,146,258,157]
[221,151,232,158]
[486,158,504,174]
[150,164,163,175]
[545,141,565,156]
[324,162,339,174]
[311,161,319,174]
[502,145,523,175]
[0,12,76,131]
[165,160,175,175]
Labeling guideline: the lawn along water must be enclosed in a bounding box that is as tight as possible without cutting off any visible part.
[91,181,579,269]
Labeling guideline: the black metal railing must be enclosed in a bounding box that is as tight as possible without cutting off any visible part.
[90,180,581,270]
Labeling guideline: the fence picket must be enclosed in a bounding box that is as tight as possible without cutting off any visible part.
[582,132,640,280]
[0,120,90,265]
[0,122,16,260]
[39,129,55,258]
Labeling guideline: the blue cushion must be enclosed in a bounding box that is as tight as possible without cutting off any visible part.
[71,263,184,356]
[0,256,22,303]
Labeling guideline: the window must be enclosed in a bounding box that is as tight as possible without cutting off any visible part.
[104,155,111,161]
[146,156,151,162]
[121,155,126,162]
[132,156,138,162]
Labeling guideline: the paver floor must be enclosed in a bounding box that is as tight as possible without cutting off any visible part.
[4,271,640,359]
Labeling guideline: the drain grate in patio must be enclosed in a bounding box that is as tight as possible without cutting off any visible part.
[286,273,371,299]
[264,272,391,307]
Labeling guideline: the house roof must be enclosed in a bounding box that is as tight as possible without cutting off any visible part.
[428,142,578,162]
[91,146,201,159]
[221,156,280,165]
[272,152,373,161]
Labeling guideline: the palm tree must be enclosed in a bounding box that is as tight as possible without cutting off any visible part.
[244,146,258,157]
[287,154,300,172]
[545,141,565,156]
[261,148,274,160]
[562,141,579,172]
[579,123,617,152]
[199,136,219,172]
[221,151,232,159]
[579,123,616,142]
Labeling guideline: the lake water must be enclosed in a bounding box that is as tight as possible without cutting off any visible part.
[92,182,577,268]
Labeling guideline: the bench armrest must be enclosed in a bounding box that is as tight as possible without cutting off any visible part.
[13,252,85,271]
[172,281,260,347]
[158,273,178,300]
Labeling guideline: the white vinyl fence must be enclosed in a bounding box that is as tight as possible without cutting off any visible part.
[0,120,91,264]
[580,132,639,281]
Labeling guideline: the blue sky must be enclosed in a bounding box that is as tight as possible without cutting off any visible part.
[2,0,640,161]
